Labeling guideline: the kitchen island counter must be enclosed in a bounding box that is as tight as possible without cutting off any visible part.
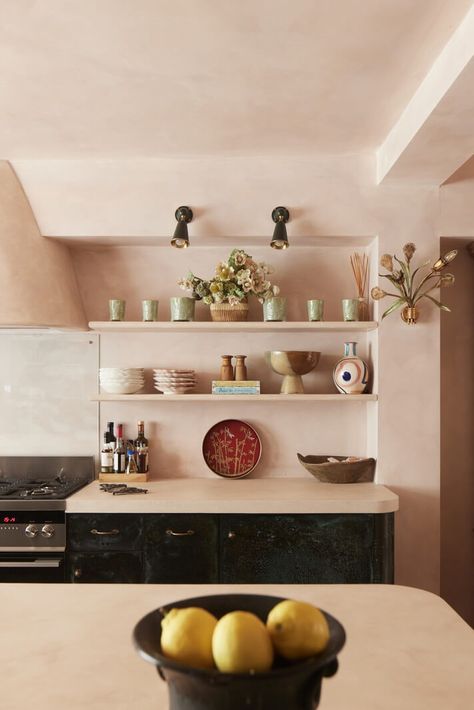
[67,478,398,514]
[1,583,472,709]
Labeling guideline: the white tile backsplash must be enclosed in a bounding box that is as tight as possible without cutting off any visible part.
[0,333,98,456]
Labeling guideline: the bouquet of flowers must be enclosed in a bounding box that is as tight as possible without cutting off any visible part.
[371,242,457,323]
[178,249,279,305]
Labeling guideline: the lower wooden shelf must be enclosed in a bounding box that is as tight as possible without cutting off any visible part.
[91,393,377,402]
[98,472,149,482]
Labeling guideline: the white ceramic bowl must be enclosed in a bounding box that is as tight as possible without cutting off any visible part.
[153,377,196,383]
[100,368,145,375]
[100,376,145,382]
[153,367,196,375]
[100,382,145,394]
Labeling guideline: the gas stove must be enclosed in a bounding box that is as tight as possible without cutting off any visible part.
[0,456,94,511]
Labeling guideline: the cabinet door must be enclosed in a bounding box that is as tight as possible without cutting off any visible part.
[67,514,143,552]
[144,514,218,583]
[220,514,387,584]
[67,552,143,583]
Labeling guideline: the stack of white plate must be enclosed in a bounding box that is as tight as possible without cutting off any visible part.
[99,368,145,394]
[153,368,196,394]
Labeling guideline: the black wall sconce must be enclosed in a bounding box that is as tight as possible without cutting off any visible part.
[171,206,193,248]
[270,206,290,249]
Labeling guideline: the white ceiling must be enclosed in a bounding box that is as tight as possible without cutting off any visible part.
[0,0,472,158]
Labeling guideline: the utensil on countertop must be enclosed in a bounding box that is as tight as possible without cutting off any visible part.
[99,483,148,495]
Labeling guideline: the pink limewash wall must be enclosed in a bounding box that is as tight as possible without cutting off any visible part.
[3,156,448,595]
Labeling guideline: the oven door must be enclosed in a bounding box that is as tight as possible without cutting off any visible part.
[0,553,65,582]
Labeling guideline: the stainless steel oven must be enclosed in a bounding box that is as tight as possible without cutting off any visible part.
[0,456,93,582]
[0,508,66,582]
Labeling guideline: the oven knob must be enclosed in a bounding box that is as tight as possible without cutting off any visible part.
[25,524,39,538]
[41,524,55,538]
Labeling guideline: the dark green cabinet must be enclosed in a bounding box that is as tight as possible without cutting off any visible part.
[220,514,393,584]
[68,551,143,583]
[66,512,393,584]
[66,513,144,583]
[144,514,218,583]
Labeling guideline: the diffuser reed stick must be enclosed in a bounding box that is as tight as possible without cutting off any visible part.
[350,253,369,320]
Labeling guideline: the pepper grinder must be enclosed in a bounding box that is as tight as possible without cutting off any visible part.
[234,355,248,381]
[220,355,234,381]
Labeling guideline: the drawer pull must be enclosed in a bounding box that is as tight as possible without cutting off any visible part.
[228,531,236,539]
[74,568,82,578]
[90,528,120,536]
[166,529,195,537]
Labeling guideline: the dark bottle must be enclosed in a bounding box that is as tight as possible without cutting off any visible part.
[100,432,113,473]
[107,421,116,448]
[113,424,126,473]
[134,420,149,473]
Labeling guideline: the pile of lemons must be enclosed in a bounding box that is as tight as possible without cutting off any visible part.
[160,599,330,673]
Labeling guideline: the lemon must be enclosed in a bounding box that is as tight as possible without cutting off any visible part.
[161,607,218,669]
[212,610,274,673]
[266,599,330,660]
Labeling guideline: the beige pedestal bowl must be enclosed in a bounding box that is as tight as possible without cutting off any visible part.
[265,351,321,394]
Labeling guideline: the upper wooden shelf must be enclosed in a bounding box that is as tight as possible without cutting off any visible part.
[89,321,378,333]
[52,234,375,249]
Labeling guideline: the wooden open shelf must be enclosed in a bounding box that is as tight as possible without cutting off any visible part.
[92,393,378,402]
[89,320,378,333]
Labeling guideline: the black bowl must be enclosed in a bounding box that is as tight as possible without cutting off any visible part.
[133,593,346,710]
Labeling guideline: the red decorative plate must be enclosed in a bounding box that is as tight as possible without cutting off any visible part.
[202,419,262,478]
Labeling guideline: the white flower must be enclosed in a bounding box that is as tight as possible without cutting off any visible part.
[272,284,280,295]
[178,278,193,291]
[233,251,247,266]
[228,295,242,306]
[236,268,250,284]
[203,295,213,305]
[242,279,254,293]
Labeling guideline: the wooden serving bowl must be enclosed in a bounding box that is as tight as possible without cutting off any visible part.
[297,454,376,483]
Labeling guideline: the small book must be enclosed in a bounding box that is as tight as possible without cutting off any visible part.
[212,380,261,395]
[212,388,260,395]
[212,380,260,388]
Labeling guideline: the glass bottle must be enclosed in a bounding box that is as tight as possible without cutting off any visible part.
[113,424,126,473]
[134,420,149,473]
[100,432,113,473]
[126,442,138,474]
[107,422,116,449]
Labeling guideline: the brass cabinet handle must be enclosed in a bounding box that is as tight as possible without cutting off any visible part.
[165,529,195,537]
[90,528,120,536]
[228,531,236,539]
[74,568,82,578]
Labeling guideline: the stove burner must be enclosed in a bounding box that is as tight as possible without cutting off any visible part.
[0,475,89,500]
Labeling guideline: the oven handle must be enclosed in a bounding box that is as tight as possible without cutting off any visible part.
[0,559,62,568]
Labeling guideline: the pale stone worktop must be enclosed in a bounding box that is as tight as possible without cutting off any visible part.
[67,479,399,514]
[1,583,472,710]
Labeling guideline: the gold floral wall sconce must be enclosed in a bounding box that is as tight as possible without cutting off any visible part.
[371,243,457,325]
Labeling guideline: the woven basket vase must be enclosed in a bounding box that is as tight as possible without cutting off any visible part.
[210,302,249,322]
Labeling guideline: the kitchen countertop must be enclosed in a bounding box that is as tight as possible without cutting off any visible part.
[1,583,472,709]
[67,479,399,514]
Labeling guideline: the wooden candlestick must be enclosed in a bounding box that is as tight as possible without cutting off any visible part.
[234,355,247,381]
[220,355,234,381]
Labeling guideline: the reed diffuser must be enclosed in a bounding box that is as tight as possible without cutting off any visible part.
[350,253,369,321]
